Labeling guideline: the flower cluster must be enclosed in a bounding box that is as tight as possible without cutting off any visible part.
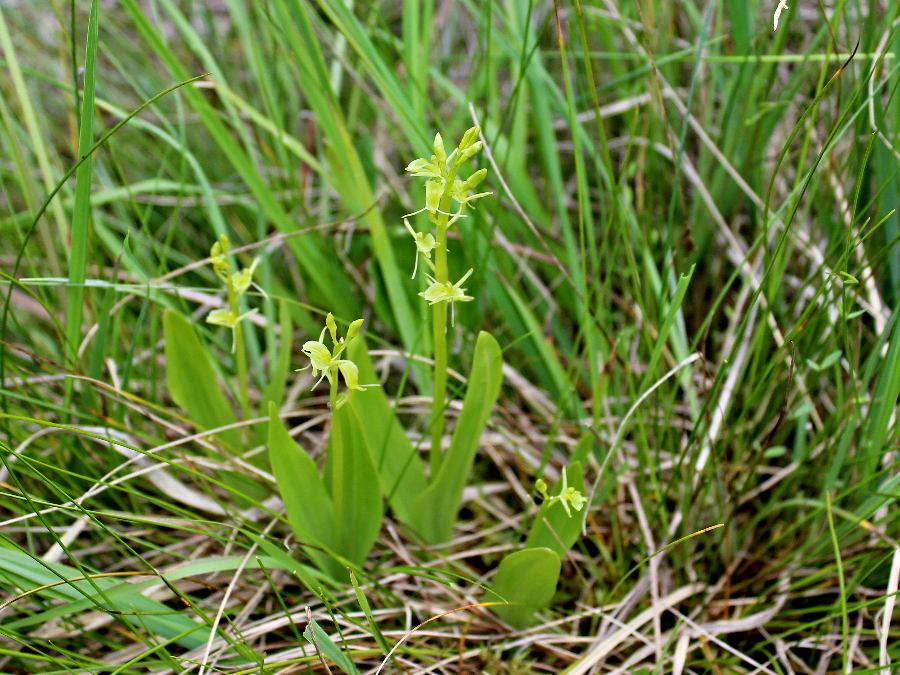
[299,313,374,408]
[535,473,587,518]
[404,127,490,324]
[205,234,260,350]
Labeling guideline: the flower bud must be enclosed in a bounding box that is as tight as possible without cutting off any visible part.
[459,141,483,163]
[425,179,442,213]
[433,132,447,166]
[345,318,364,344]
[326,312,338,344]
[458,126,480,151]
[464,168,487,190]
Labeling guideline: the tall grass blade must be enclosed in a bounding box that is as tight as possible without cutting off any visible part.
[64,0,100,371]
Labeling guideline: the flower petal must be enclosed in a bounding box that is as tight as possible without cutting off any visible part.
[337,359,363,391]
[206,308,238,328]
[302,340,332,372]
[325,312,338,345]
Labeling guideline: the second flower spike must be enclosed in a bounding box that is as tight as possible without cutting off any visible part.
[299,313,375,408]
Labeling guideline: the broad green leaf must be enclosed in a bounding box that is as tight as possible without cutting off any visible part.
[163,310,240,450]
[411,331,503,543]
[346,337,426,524]
[526,462,586,558]
[304,618,360,674]
[325,404,384,566]
[267,402,341,578]
[491,547,561,628]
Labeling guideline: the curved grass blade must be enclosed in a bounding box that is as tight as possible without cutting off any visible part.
[304,615,360,675]
[0,548,205,649]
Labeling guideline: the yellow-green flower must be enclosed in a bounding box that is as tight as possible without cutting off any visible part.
[232,258,260,297]
[210,235,231,283]
[206,307,258,351]
[404,128,489,222]
[299,313,374,406]
[405,157,443,180]
[403,218,435,279]
[419,269,474,325]
[535,472,586,518]
[560,486,587,517]
[206,234,264,351]
[209,235,261,298]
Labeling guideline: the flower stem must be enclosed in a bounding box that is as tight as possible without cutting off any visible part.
[329,373,339,413]
[429,164,459,475]
[328,374,343,534]
[430,220,448,474]
[226,277,251,426]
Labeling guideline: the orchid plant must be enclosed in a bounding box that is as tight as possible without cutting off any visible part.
[404,126,491,471]
[205,234,260,421]
[160,128,577,623]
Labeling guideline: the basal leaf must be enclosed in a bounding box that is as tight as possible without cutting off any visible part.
[346,337,426,524]
[163,310,240,450]
[325,404,383,567]
[411,331,502,543]
[491,547,561,628]
[267,402,341,578]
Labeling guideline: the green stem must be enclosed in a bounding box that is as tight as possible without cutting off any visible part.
[429,164,459,475]
[226,277,251,426]
[328,372,339,413]
[430,218,448,473]
[329,374,342,536]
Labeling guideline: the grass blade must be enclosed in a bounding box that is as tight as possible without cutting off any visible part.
[64,0,100,371]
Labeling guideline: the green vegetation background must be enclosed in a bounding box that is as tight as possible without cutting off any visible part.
[0,1,898,672]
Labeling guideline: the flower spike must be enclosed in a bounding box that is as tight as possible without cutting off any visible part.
[206,234,264,350]
[298,313,377,407]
